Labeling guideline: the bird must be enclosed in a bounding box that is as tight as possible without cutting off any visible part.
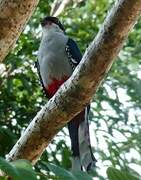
[36,16,96,171]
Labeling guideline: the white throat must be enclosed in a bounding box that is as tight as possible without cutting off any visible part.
[42,24,64,37]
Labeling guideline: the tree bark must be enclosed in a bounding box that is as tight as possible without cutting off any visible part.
[7,0,141,164]
[0,0,39,62]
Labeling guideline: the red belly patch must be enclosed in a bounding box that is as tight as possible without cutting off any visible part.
[47,76,69,97]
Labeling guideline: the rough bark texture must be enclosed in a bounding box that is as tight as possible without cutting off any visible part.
[7,0,141,164]
[0,0,39,62]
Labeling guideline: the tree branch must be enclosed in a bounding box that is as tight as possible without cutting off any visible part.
[7,0,141,164]
[0,0,39,62]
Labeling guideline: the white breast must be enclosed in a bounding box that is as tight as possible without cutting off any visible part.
[38,30,72,87]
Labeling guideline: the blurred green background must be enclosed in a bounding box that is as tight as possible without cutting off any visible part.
[0,0,141,179]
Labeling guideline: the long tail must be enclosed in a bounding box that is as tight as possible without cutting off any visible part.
[79,106,96,171]
[68,106,96,171]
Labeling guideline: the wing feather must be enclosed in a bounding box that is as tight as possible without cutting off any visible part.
[66,38,82,70]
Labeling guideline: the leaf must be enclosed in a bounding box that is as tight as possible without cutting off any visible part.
[72,171,93,180]
[43,162,77,180]
[107,167,140,180]
[0,157,19,179]
[0,158,37,180]
[11,159,33,170]
[15,168,37,180]
[12,159,37,180]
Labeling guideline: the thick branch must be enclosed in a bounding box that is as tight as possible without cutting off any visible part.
[7,0,141,164]
[0,0,39,62]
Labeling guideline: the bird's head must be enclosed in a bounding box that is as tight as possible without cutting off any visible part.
[41,16,65,34]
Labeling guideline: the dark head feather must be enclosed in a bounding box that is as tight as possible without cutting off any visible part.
[41,16,65,32]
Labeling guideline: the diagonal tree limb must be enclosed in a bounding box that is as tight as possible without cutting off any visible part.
[0,0,39,62]
[7,0,141,164]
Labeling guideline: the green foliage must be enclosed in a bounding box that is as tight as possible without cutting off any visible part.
[0,158,36,180]
[44,162,77,180]
[0,157,93,180]
[0,0,141,179]
[0,158,140,180]
[44,162,93,180]
[107,167,140,180]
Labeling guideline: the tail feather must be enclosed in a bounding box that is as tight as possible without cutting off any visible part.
[71,156,82,171]
[78,107,96,171]
[68,106,96,171]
